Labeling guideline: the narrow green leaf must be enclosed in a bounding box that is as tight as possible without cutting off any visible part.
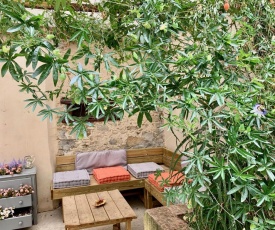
[137,112,144,127]
[213,171,221,180]
[266,170,275,181]
[70,31,81,42]
[55,0,62,11]
[236,148,254,159]
[7,24,24,33]
[41,41,54,51]
[52,64,58,86]
[241,188,248,202]
[197,160,203,173]
[32,64,47,78]
[32,47,40,69]
[1,61,10,77]
[0,8,23,22]
[9,63,19,81]
[256,195,267,207]
[209,94,216,105]
[216,93,224,106]
[38,65,52,85]
[145,112,152,122]
[63,48,71,60]
[266,219,275,225]
[227,185,243,195]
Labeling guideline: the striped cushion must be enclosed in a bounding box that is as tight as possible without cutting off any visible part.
[127,162,164,178]
[53,170,90,189]
[93,166,131,184]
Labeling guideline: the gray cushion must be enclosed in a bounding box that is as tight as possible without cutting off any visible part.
[127,162,164,178]
[75,149,127,174]
[53,169,90,189]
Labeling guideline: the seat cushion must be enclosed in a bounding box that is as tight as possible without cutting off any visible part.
[75,149,127,174]
[93,166,131,184]
[53,169,90,189]
[148,171,184,192]
[127,162,164,178]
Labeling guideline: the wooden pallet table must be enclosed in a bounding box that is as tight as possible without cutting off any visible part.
[62,189,137,230]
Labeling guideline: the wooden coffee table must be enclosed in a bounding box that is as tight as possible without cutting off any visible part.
[62,189,137,230]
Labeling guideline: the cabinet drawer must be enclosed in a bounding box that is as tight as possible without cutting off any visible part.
[0,214,32,230]
[0,177,32,189]
[0,194,32,208]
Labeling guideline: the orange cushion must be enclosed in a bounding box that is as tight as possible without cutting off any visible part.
[148,171,184,192]
[93,166,131,184]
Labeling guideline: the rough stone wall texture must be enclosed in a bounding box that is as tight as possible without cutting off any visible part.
[57,111,164,156]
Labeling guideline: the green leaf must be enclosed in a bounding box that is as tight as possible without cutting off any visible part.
[41,41,54,51]
[63,48,71,60]
[55,0,62,11]
[216,93,224,106]
[38,65,52,85]
[227,185,243,195]
[137,112,144,127]
[52,64,58,86]
[32,47,40,69]
[256,195,267,207]
[0,8,23,22]
[7,23,24,33]
[1,61,10,77]
[197,160,203,173]
[32,64,48,78]
[9,63,19,81]
[241,188,248,202]
[236,148,254,159]
[266,170,275,181]
[145,112,152,122]
[266,219,275,225]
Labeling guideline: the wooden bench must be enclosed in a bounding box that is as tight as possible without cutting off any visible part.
[51,147,182,208]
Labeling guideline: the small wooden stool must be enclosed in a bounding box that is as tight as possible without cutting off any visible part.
[62,189,137,230]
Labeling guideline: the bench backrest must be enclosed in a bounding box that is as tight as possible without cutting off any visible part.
[55,147,182,172]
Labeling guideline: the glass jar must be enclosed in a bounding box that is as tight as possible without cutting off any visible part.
[24,155,35,169]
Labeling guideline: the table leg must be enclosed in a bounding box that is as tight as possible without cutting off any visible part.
[113,223,121,230]
[146,190,153,209]
[144,189,148,208]
[125,220,132,230]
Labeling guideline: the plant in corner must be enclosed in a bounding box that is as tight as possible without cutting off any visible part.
[0,0,274,229]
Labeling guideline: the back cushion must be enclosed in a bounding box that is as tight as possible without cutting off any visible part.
[75,149,127,174]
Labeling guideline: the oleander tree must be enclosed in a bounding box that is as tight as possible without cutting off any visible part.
[0,0,274,229]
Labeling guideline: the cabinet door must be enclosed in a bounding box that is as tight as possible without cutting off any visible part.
[0,177,32,189]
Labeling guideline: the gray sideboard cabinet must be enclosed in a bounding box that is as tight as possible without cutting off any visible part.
[0,167,38,229]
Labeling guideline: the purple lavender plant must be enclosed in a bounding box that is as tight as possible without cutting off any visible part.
[0,159,23,176]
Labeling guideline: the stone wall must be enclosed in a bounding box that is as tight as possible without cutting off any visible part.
[57,111,164,156]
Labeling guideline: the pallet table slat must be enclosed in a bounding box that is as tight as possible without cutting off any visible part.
[87,193,109,222]
[62,196,80,226]
[109,190,137,218]
[75,194,94,224]
[98,191,123,220]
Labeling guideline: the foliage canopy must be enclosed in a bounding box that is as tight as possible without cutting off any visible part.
[0,0,275,229]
